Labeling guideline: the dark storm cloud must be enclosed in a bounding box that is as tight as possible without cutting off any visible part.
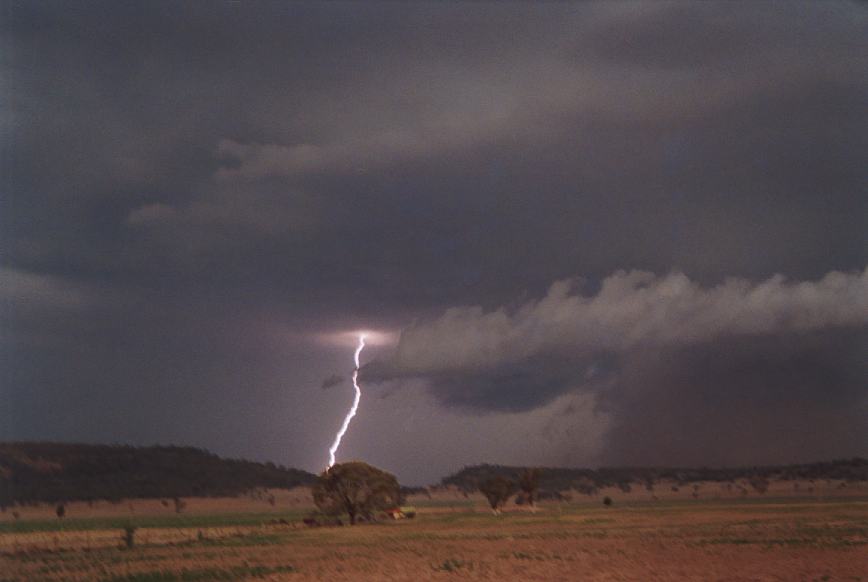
[363,268,868,407]
[599,330,868,466]
[320,374,344,391]
[362,268,868,464]
[2,1,866,478]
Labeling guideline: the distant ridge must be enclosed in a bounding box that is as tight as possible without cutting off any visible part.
[441,459,868,494]
[0,442,316,506]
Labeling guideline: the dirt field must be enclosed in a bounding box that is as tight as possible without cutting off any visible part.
[1,489,866,581]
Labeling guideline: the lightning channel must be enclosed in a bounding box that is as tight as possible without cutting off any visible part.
[327,334,366,469]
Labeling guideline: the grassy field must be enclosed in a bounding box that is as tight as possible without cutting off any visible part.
[2,495,867,581]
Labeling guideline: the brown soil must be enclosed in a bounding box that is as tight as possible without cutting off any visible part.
[1,494,866,581]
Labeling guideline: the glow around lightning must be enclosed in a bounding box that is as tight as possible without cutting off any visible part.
[327,334,366,469]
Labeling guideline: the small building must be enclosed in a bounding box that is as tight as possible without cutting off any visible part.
[385,507,404,519]
[385,506,417,519]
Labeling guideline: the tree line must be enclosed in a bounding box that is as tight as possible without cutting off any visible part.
[442,458,868,496]
[0,442,315,507]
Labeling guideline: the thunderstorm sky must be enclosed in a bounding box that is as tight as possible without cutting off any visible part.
[2,1,867,484]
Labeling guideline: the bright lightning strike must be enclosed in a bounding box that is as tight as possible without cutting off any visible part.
[327,334,366,469]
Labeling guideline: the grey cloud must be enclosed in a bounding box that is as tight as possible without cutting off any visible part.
[127,203,178,226]
[366,268,868,386]
[2,1,866,479]
[320,374,344,390]
[364,270,868,464]
[212,56,826,182]
[0,267,90,312]
[597,330,868,466]
[125,182,319,257]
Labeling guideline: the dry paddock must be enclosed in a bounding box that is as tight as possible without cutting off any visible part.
[1,496,866,581]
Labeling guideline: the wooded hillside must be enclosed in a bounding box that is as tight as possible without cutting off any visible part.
[0,442,315,506]
[442,458,868,494]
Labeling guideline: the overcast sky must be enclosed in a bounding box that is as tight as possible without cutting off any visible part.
[2,1,867,484]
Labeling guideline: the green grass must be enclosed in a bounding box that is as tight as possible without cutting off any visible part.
[0,511,308,534]
[6,493,867,532]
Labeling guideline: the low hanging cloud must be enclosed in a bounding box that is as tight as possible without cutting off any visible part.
[363,267,868,410]
[0,267,92,313]
[368,268,868,379]
[363,267,868,465]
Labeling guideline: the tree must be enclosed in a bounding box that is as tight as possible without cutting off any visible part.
[518,468,541,511]
[313,462,400,525]
[55,503,65,519]
[479,476,514,514]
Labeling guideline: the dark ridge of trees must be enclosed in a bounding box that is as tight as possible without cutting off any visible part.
[0,442,316,507]
[441,458,868,494]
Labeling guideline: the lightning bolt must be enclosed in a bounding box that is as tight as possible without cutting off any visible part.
[327,334,366,469]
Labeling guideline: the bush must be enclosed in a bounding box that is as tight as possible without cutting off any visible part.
[602,496,613,507]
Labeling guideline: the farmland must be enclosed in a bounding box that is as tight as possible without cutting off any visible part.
[2,488,867,581]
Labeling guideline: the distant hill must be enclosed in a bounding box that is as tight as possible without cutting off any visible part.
[442,458,868,494]
[0,442,316,506]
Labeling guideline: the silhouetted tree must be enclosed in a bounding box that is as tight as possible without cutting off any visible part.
[603,496,613,507]
[55,503,65,519]
[479,476,514,514]
[518,468,541,511]
[313,462,400,525]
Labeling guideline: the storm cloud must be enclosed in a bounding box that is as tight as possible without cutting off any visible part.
[362,268,868,464]
[320,374,345,391]
[366,268,868,385]
[2,1,866,482]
